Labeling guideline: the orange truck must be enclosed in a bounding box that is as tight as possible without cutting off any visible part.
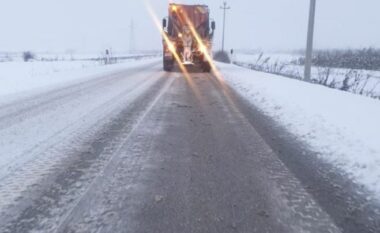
[162,4,216,72]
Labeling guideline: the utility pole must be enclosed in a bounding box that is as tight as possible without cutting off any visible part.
[220,1,230,52]
[129,19,135,54]
[304,0,316,82]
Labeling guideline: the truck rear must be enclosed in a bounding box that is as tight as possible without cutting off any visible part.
[162,4,215,72]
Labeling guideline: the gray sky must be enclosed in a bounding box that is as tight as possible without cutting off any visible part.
[1,0,379,53]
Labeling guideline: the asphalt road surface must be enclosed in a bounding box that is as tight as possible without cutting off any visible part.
[0,61,379,233]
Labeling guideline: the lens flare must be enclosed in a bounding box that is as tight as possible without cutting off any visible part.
[144,0,202,101]
[167,42,176,53]
[144,2,188,75]
[199,44,208,54]
[180,11,225,83]
[178,10,241,110]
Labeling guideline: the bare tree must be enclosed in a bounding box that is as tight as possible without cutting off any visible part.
[23,51,35,62]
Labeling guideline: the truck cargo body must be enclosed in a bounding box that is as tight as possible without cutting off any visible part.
[162,4,215,72]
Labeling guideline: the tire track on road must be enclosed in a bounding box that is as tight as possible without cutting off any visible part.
[0,61,159,130]
[0,69,170,232]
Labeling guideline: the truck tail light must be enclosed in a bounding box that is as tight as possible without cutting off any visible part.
[168,43,176,52]
[199,44,208,54]
[164,42,176,53]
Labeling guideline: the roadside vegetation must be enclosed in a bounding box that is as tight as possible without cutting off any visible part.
[234,48,380,100]
[295,48,380,71]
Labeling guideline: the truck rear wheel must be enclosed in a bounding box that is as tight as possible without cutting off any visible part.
[202,62,211,73]
[163,60,173,72]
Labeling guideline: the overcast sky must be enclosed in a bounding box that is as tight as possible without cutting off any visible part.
[1,0,379,53]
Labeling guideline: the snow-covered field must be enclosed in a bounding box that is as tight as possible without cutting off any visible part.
[0,58,157,100]
[234,53,300,65]
[0,51,159,62]
[218,62,380,200]
[234,53,380,97]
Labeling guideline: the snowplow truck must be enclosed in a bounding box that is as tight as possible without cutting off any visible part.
[162,4,215,72]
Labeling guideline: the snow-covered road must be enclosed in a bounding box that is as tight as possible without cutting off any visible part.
[0,59,379,232]
[0,59,164,214]
[218,63,380,199]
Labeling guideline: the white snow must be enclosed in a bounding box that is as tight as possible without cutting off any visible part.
[234,52,380,97]
[0,58,158,100]
[0,58,162,209]
[218,62,380,199]
[235,52,300,65]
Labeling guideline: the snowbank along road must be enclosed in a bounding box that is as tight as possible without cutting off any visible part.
[0,59,379,232]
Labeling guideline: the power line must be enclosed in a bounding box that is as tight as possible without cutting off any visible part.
[220,1,230,52]
[304,0,316,82]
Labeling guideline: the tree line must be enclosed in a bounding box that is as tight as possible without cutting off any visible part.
[294,48,380,71]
